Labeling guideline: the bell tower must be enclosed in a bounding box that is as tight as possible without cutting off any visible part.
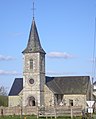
[22,16,46,106]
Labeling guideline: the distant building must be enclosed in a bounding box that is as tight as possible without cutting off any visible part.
[8,17,91,108]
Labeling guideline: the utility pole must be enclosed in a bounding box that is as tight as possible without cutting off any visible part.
[90,18,96,119]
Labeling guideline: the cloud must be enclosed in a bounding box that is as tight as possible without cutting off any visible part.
[47,52,74,59]
[0,70,21,76]
[0,55,15,61]
[9,32,24,37]
[46,71,77,75]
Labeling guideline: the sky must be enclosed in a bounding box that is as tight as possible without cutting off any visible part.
[0,0,96,93]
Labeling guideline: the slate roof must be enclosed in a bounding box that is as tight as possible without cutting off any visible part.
[22,18,45,54]
[9,78,23,96]
[93,81,96,85]
[46,76,90,94]
[9,76,90,96]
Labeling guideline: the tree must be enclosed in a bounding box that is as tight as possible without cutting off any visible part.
[0,86,8,107]
[0,86,7,96]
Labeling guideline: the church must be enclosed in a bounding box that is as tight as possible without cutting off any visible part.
[8,16,91,109]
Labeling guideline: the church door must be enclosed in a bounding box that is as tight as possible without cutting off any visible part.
[28,96,35,106]
[54,94,63,105]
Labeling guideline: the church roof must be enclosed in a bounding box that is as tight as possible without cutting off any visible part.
[9,78,23,96]
[9,76,90,96]
[22,18,45,54]
[93,81,96,85]
[46,76,90,94]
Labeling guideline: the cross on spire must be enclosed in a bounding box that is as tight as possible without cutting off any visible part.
[32,1,35,19]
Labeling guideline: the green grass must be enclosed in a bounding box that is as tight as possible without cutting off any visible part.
[0,115,82,119]
[1,114,96,119]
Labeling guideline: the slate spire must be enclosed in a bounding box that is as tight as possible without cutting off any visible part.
[22,18,45,54]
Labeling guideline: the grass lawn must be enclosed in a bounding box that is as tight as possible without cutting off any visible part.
[0,115,82,119]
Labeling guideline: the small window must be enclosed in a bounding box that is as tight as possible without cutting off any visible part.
[29,79,34,84]
[30,59,33,70]
[40,56,43,71]
[69,99,73,106]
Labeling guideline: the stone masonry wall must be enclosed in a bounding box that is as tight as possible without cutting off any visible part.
[44,85,54,106]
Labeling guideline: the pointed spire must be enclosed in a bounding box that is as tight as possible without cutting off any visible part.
[22,19,45,54]
[22,2,45,54]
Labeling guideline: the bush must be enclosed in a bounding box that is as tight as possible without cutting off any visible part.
[0,95,8,107]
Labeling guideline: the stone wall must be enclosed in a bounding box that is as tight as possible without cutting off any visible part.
[8,96,20,107]
[0,106,38,116]
[0,106,82,117]
[44,85,54,106]
[63,95,86,108]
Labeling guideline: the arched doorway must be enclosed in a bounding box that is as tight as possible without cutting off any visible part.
[28,96,35,106]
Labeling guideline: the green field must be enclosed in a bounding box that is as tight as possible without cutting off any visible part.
[0,115,82,119]
[1,115,96,119]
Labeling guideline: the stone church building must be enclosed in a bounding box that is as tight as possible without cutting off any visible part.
[8,17,91,109]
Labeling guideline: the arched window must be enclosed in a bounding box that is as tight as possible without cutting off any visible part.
[30,59,33,70]
[28,96,35,106]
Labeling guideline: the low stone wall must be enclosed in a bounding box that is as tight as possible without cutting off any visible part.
[0,106,38,116]
[0,106,82,117]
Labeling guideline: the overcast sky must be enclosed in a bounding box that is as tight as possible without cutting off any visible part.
[0,0,96,93]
